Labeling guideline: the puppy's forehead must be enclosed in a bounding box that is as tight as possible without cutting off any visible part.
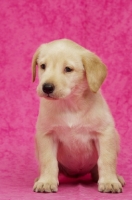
[46,39,84,51]
[39,39,85,58]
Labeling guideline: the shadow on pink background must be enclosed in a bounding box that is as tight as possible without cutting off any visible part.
[0,0,132,199]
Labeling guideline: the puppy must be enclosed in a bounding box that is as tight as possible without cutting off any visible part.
[32,39,125,193]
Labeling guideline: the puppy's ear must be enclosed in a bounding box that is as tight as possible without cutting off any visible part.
[31,47,40,82]
[82,51,107,92]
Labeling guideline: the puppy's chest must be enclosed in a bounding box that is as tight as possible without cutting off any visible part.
[56,108,99,128]
[53,111,97,143]
[55,126,95,145]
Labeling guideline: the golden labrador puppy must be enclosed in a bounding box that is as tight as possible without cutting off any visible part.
[32,39,125,193]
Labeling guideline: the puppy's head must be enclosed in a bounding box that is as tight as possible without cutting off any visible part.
[32,39,107,99]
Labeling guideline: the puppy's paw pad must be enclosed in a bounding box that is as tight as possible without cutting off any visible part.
[98,181,122,193]
[33,180,58,193]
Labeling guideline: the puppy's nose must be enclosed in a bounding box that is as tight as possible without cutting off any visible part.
[42,83,55,94]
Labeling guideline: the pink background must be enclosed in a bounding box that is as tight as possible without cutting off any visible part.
[0,0,132,199]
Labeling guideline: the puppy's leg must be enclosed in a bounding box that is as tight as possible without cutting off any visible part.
[33,133,59,193]
[97,128,124,193]
[91,164,125,186]
[91,164,99,182]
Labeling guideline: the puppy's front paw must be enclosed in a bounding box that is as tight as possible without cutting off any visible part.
[98,179,122,193]
[117,175,125,187]
[33,178,59,193]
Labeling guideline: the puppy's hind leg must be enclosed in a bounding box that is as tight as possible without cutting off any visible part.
[91,164,99,182]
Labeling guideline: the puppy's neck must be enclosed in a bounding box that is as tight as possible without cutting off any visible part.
[56,89,96,112]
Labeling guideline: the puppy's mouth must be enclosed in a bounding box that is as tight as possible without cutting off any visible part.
[37,85,68,100]
[44,94,58,100]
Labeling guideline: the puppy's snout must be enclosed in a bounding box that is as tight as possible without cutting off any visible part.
[42,83,55,94]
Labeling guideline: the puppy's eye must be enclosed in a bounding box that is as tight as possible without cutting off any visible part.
[40,64,46,70]
[64,67,73,72]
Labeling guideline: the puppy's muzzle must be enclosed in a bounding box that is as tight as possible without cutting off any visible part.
[42,83,55,94]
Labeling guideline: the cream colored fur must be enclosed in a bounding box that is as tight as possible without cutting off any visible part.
[32,39,125,193]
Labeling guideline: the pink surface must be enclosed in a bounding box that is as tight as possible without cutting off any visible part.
[0,0,132,199]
